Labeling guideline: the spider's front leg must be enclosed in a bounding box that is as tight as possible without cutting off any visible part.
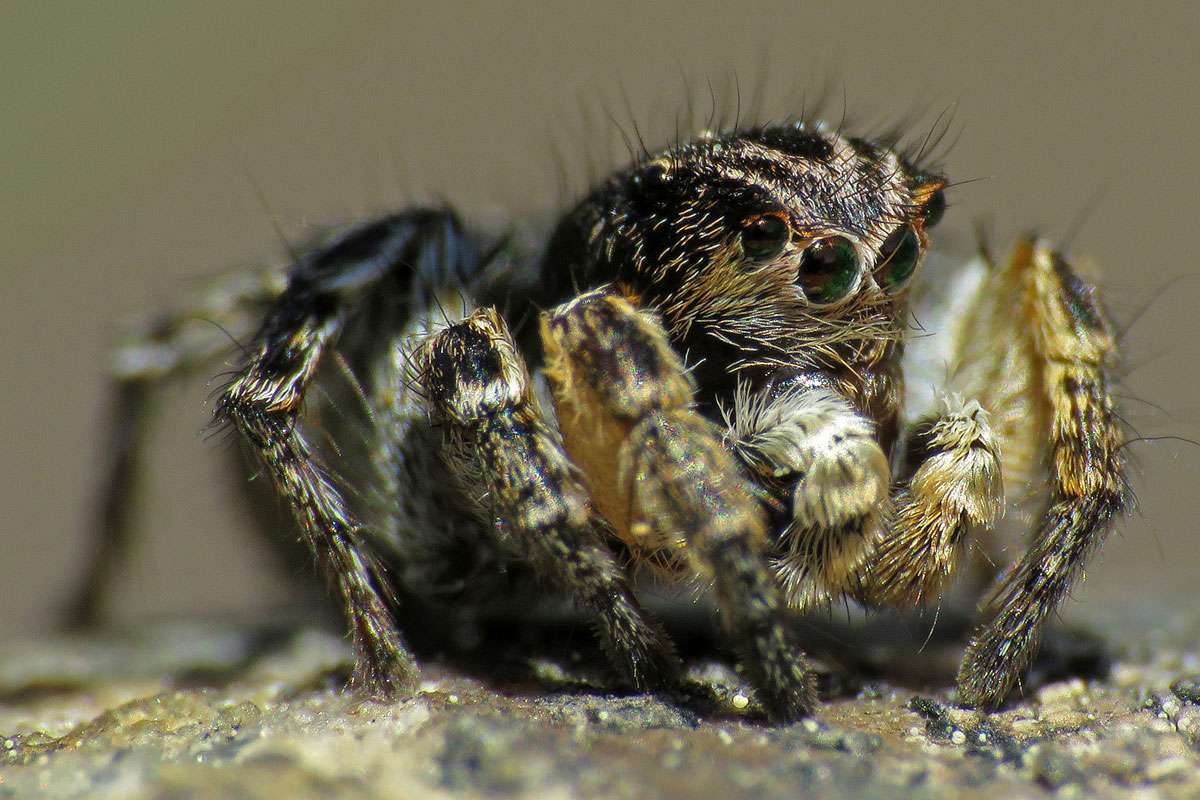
[864,397,1005,605]
[726,384,892,607]
[953,238,1130,708]
[413,307,679,690]
[541,289,818,721]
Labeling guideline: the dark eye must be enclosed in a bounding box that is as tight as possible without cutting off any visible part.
[923,189,946,229]
[797,236,861,304]
[631,160,672,194]
[873,225,922,293]
[740,214,790,260]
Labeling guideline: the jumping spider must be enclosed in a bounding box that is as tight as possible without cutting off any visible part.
[73,118,1129,722]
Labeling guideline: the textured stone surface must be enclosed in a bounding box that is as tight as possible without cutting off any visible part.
[1,610,1198,799]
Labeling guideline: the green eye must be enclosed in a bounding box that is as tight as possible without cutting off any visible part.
[741,214,790,260]
[873,225,921,293]
[797,236,860,304]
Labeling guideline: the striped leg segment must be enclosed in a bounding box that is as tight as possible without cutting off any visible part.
[414,307,679,690]
[865,395,1004,606]
[542,289,817,721]
[956,238,1129,708]
[216,210,486,695]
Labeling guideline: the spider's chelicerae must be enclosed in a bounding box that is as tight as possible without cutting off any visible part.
[75,118,1130,722]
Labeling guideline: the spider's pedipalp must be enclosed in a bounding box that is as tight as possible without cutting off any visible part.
[726,383,890,608]
[725,378,1004,612]
[415,306,679,690]
[542,289,817,721]
[863,395,1004,606]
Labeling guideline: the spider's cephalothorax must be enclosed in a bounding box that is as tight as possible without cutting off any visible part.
[75,121,1129,722]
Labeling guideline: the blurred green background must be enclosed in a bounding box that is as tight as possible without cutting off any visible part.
[2,2,1197,636]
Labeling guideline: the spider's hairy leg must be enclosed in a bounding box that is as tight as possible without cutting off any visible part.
[725,384,891,609]
[861,395,1005,605]
[542,289,817,721]
[216,209,485,697]
[955,237,1130,708]
[413,307,680,690]
[68,267,286,627]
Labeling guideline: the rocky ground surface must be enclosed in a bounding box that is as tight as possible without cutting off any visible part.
[0,606,1198,799]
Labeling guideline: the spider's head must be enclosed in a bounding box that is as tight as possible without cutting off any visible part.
[553,123,946,396]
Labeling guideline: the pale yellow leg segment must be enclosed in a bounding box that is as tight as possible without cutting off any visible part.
[542,288,817,721]
[953,238,1129,708]
[865,396,1004,605]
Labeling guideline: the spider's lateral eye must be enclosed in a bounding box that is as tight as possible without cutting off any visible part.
[797,236,860,305]
[741,214,790,260]
[631,160,672,194]
[924,189,947,229]
[873,225,921,293]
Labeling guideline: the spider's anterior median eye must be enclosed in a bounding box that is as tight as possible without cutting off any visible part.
[873,225,922,293]
[740,214,790,260]
[797,236,860,304]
